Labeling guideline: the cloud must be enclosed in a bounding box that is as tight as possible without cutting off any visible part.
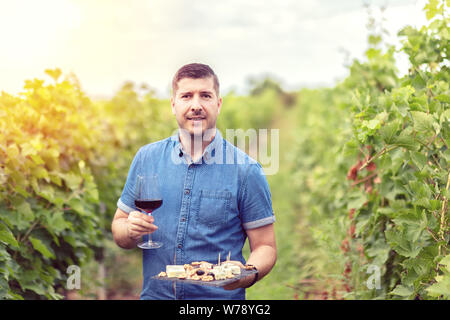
[0,0,428,98]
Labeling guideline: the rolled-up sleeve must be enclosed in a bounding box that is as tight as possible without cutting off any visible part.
[117,148,143,214]
[239,163,275,230]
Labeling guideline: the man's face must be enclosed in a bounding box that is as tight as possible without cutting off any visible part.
[171,77,222,137]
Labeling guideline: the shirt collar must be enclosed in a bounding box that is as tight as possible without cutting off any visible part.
[171,129,223,163]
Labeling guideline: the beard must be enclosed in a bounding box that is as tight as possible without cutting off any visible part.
[181,113,215,139]
[178,120,216,154]
[181,122,216,139]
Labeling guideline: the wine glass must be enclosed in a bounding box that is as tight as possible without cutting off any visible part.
[134,174,163,249]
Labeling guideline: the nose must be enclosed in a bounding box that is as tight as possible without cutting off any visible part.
[190,95,203,113]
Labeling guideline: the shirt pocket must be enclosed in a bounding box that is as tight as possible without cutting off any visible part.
[196,190,231,228]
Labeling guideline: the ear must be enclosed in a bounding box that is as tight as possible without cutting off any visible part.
[171,97,176,115]
[217,97,223,114]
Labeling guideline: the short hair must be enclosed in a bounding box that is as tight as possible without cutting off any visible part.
[172,63,220,96]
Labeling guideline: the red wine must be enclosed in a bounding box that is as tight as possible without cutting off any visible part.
[135,199,163,213]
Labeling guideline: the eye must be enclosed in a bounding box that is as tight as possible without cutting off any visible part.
[202,93,211,99]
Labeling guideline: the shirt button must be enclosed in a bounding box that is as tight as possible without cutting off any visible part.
[184,189,190,195]
[178,244,182,249]
[180,217,186,222]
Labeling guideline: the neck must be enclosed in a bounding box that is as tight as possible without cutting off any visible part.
[179,128,216,161]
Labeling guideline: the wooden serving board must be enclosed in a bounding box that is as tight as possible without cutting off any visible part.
[151,268,257,287]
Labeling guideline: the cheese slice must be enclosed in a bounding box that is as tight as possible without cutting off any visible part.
[227,265,241,275]
[221,262,241,275]
[166,265,185,278]
[212,266,227,280]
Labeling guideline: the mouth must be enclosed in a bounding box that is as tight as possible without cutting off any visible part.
[186,116,206,121]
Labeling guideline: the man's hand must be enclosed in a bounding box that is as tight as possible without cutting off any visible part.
[127,210,158,240]
[112,208,160,249]
[223,224,277,291]
[222,261,256,290]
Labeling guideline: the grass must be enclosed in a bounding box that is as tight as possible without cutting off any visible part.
[245,105,305,300]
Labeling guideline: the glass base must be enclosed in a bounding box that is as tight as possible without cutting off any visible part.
[138,240,163,249]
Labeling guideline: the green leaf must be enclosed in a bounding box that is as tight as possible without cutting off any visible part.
[0,223,19,248]
[46,285,64,300]
[364,239,391,265]
[16,270,48,296]
[390,285,414,298]
[402,257,433,277]
[392,85,415,103]
[6,144,19,158]
[424,0,439,20]
[393,130,418,150]
[68,198,89,216]
[30,154,45,165]
[44,68,62,82]
[439,254,450,272]
[411,72,427,88]
[413,198,431,209]
[426,253,450,298]
[49,173,62,186]
[49,148,60,158]
[29,236,55,259]
[380,121,400,144]
[32,166,49,181]
[434,94,450,103]
[347,193,367,211]
[19,142,37,157]
[364,119,381,130]
[60,173,82,191]
[393,212,427,243]
[377,207,395,217]
[368,35,382,46]
[35,183,56,204]
[16,201,34,223]
[426,275,450,298]
[343,140,359,157]
[411,111,435,133]
[2,197,35,231]
[45,211,71,235]
[385,229,422,258]
[409,151,428,170]
[408,180,432,199]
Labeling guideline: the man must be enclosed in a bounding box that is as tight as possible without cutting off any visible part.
[111,63,276,300]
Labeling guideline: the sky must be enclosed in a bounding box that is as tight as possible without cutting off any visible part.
[0,0,429,99]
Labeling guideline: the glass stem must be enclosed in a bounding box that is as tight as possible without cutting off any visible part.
[147,211,153,245]
[138,208,153,244]
[147,226,153,245]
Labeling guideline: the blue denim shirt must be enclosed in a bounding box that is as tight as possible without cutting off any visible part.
[117,129,275,300]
